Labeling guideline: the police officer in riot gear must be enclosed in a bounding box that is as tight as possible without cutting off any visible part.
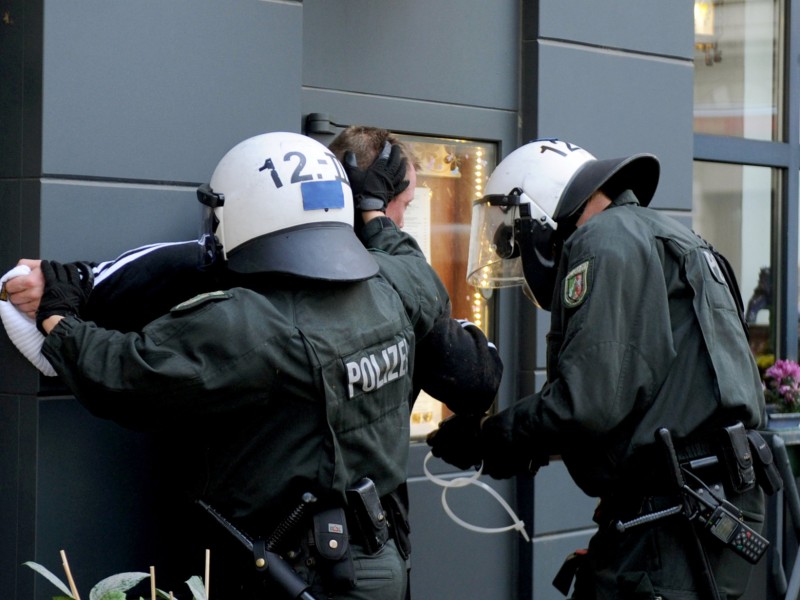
[5,127,501,598]
[33,132,449,599]
[428,138,770,599]
[6,131,501,417]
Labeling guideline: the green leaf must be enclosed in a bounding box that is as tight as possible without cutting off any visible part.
[23,561,74,598]
[89,572,150,600]
[185,575,206,600]
[95,592,126,600]
[155,589,173,599]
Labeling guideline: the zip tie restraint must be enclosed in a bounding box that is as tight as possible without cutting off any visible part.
[423,450,530,542]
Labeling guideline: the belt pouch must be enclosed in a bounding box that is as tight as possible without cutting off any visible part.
[346,477,389,555]
[383,491,411,560]
[312,507,356,591]
[718,422,756,493]
[746,430,783,495]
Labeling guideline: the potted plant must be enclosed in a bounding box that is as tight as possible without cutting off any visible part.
[25,550,207,600]
[762,358,800,428]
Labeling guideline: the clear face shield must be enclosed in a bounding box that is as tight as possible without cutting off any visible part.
[467,188,560,310]
[467,191,525,289]
[196,183,225,267]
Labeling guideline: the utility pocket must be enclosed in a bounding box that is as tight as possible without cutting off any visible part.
[346,477,389,555]
[718,422,756,494]
[746,430,783,495]
[312,508,356,591]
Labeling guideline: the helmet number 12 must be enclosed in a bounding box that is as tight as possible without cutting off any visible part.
[258,151,348,190]
[537,139,583,158]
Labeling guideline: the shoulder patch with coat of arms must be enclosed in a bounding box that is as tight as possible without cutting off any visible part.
[563,259,591,308]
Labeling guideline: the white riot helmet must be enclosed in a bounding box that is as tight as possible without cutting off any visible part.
[196,132,378,281]
[467,138,659,310]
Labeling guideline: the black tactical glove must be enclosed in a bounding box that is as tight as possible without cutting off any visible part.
[36,260,92,335]
[343,142,409,213]
[426,414,484,470]
[480,411,548,479]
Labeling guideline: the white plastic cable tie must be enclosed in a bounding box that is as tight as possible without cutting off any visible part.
[0,265,58,376]
[423,450,530,542]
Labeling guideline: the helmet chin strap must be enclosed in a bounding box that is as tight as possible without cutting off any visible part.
[515,204,559,311]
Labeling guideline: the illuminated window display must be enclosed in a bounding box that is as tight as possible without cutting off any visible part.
[395,134,497,439]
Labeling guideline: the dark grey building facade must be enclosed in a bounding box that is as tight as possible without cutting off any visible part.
[2,1,799,598]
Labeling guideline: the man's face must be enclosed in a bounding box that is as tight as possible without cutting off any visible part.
[385,163,417,228]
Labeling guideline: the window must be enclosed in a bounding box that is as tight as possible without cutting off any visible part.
[692,0,800,358]
[693,161,777,355]
[395,134,498,439]
[693,0,783,140]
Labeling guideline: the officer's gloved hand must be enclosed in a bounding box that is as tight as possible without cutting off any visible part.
[480,412,548,480]
[343,142,408,213]
[36,260,92,335]
[426,414,484,470]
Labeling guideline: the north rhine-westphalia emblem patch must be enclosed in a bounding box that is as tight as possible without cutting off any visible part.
[563,259,591,308]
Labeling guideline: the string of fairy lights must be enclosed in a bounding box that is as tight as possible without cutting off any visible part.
[470,146,489,330]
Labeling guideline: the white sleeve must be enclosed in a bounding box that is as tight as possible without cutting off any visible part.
[0,265,57,376]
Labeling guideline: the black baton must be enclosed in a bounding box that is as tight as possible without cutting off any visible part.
[197,500,319,600]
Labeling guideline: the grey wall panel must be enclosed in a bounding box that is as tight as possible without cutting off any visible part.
[0,340,41,395]
[407,474,516,599]
[0,181,26,272]
[41,0,302,182]
[1,395,38,599]
[20,181,43,258]
[494,288,524,412]
[0,396,21,598]
[513,295,540,387]
[39,182,199,263]
[302,89,519,153]
[534,459,596,534]
[0,0,26,178]
[535,308,549,370]
[33,397,161,600]
[20,0,45,178]
[303,0,519,112]
[535,42,694,211]
[0,181,43,395]
[538,0,694,60]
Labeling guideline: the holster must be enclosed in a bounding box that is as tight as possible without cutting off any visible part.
[346,477,389,555]
[311,507,356,591]
[383,488,412,560]
[715,422,783,496]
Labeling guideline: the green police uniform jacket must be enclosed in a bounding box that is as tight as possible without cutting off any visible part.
[493,191,764,497]
[80,223,500,416]
[41,218,449,530]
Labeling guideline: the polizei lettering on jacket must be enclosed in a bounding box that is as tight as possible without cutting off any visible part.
[346,339,409,398]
